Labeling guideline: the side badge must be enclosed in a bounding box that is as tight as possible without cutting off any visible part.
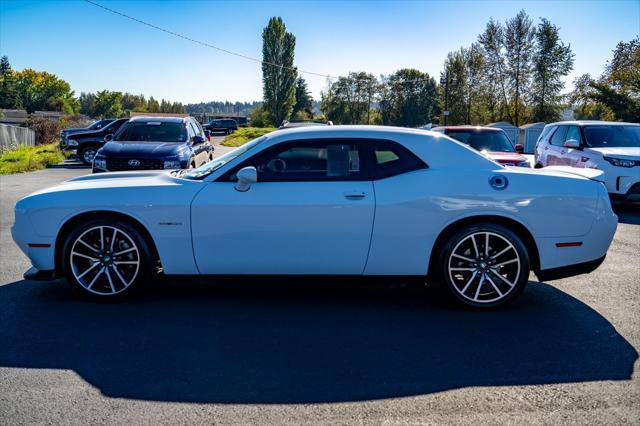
[489,174,509,190]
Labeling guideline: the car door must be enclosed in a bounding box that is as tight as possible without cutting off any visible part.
[546,125,568,166]
[190,139,375,275]
[563,125,588,168]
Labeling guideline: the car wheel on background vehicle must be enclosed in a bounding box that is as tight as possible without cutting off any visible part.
[79,146,98,165]
[439,223,530,309]
[61,218,153,299]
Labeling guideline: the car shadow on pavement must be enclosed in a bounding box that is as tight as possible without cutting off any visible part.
[613,203,640,225]
[0,278,636,404]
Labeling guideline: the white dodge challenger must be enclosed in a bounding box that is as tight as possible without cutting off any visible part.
[12,126,618,308]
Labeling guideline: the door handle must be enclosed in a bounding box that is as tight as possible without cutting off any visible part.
[344,191,366,200]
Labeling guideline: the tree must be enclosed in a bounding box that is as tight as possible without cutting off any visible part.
[292,77,314,119]
[147,96,160,113]
[530,19,574,122]
[0,56,21,109]
[321,72,378,124]
[569,38,639,121]
[504,10,535,126]
[479,18,511,122]
[93,90,123,118]
[15,68,79,114]
[379,69,439,127]
[262,17,297,126]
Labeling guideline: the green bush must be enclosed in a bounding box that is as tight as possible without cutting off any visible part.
[0,144,66,175]
[222,127,276,147]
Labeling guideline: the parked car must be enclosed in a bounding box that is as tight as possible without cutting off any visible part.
[65,118,129,164]
[279,120,334,129]
[13,126,616,308]
[534,121,640,201]
[432,126,530,167]
[92,116,213,173]
[60,118,115,144]
[204,118,238,134]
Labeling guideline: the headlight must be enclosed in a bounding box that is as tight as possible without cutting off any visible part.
[603,156,638,168]
[67,139,78,147]
[94,158,107,170]
[516,160,530,168]
[164,160,182,169]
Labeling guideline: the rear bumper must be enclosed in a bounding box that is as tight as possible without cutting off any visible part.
[536,255,606,281]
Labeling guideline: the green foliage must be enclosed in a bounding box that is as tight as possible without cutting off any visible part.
[248,106,272,127]
[0,143,65,175]
[570,38,640,122]
[504,10,535,126]
[262,17,297,126]
[15,68,79,114]
[531,19,574,122]
[79,91,186,118]
[0,56,21,109]
[221,127,276,147]
[322,72,379,124]
[379,69,439,127]
[292,77,314,118]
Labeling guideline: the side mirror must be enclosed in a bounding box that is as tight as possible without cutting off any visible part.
[564,139,580,149]
[515,143,524,153]
[205,130,212,141]
[104,134,114,143]
[192,135,206,145]
[235,166,257,192]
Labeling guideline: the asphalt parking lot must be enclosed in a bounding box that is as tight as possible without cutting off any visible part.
[0,153,638,424]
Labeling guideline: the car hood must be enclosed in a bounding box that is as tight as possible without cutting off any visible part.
[67,128,104,139]
[100,141,187,158]
[484,151,527,164]
[586,147,640,160]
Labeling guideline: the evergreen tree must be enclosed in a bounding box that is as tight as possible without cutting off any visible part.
[292,77,314,118]
[0,56,21,109]
[531,19,574,122]
[504,10,535,126]
[262,17,297,126]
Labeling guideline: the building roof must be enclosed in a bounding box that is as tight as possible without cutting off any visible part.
[486,121,517,128]
[519,122,546,129]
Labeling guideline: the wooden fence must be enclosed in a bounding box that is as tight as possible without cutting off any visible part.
[0,124,36,151]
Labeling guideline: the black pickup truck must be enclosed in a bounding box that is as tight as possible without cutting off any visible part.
[63,118,129,164]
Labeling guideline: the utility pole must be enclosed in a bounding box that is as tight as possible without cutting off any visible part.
[440,72,450,126]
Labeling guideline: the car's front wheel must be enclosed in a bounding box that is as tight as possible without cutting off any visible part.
[440,223,530,309]
[79,146,98,165]
[62,219,153,299]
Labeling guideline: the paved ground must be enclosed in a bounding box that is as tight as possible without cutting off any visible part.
[0,151,638,424]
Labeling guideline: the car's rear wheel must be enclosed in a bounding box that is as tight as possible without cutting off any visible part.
[79,146,98,165]
[440,223,529,309]
[62,219,152,299]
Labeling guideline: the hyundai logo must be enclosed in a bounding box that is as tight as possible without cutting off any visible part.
[128,159,141,167]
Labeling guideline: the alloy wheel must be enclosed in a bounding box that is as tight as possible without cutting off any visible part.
[82,148,97,164]
[69,225,140,296]
[447,231,521,304]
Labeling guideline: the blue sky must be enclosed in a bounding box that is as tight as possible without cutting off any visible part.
[1,0,639,104]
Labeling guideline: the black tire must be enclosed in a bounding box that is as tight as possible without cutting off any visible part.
[61,218,153,300]
[438,223,530,309]
[79,146,98,165]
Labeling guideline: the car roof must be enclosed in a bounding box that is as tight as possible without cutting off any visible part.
[432,126,503,132]
[265,125,448,139]
[545,120,640,127]
[129,116,187,124]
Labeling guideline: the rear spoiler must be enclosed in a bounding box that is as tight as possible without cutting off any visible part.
[537,166,605,183]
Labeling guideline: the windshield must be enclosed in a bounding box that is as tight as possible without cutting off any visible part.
[183,136,267,180]
[446,130,515,152]
[114,121,187,143]
[583,125,640,148]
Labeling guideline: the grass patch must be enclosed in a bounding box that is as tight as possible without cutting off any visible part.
[221,127,277,147]
[0,144,66,175]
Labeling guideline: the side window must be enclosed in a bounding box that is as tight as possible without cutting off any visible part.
[550,126,568,146]
[187,123,196,140]
[370,140,427,179]
[232,140,366,182]
[537,126,555,144]
[189,121,202,137]
[565,126,582,144]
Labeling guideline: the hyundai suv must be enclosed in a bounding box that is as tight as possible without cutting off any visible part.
[92,116,213,173]
[534,121,640,201]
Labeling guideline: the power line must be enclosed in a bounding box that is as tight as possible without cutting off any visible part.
[83,0,436,85]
